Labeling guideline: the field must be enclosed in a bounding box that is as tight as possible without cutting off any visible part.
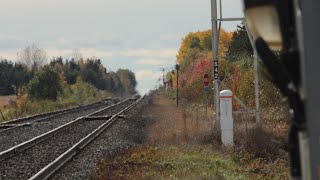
[0,96,17,108]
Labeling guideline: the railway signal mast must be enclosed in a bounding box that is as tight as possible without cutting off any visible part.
[210,0,261,131]
[242,0,320,179]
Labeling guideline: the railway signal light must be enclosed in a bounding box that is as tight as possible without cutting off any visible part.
[175,64,179,71]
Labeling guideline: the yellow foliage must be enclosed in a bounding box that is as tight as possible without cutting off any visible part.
[16,95,28,111]
[176,29,232,71]
[219,30,233,58]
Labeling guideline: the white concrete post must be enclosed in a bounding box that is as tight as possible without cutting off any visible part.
[220,90,234,146]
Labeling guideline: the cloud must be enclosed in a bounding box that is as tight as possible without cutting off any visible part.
[135,58,170,65]
[0,48,113,61]
[0,50,18,60]
[160,34,181,41]
[76,39,123,49]
[1,46,177,61]
[116,48,176,59]
[44,37,123,50]
[135,70,163,94]
[0,35,27,50]
[136,79,156,94]
[45,48,73,58]
[0,34,178,60]
[57,37,68,45]
[44,48,176,60]
[135,70,162,80]
[44,48,113,59]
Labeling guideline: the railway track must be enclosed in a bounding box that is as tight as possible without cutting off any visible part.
[0,95,142,179]
[0,97,112,130]
[0,98,113,152]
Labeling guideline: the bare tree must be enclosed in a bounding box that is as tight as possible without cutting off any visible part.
[17,44,47,71]
[72,48,83,61]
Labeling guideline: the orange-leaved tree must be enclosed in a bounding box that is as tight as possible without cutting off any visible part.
[175,29,232,102]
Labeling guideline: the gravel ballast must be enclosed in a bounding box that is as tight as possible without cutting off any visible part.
[0,101,111,152]
[0,99,135,180]
[51,97,150,180]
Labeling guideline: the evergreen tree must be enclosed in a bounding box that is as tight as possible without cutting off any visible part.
[226,25,253,60]
[27,66,62,100]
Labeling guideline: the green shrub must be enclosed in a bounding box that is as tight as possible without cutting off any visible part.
[27,66,62,101]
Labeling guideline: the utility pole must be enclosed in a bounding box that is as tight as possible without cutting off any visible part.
[211,0,220,131]
[244,21,261,127]
[253,51,261,127]
[210,0,244,130]
[175,64,179,107]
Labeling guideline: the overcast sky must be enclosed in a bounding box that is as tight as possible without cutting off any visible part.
[0,0,243,93]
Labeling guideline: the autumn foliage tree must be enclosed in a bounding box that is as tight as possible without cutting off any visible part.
[173,26,283,112]
[173,29,232,102]
[0,45,138,101]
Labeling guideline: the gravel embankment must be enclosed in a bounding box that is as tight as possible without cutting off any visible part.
[0,101,111,152]
[0,100,134,180]
[51,97,150,180]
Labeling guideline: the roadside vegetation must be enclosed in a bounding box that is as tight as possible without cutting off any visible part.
[164,25,289,178]
[93,92,289,179]
[167,25,283,111]
[92,25,290,179]
[165,24,288,159]
[93,145,288,179]
[93,146,248,179]
[0,45,137,122]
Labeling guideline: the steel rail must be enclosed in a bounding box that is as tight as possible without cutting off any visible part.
[0,98,128,161]
[0,97,112,126]
[0,98,112,134]
[29,95,145,180]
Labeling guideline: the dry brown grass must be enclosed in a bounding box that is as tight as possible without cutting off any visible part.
[145,93,288,160]
[233,111,288,159]
[0,95,16,108]
[144,93,215,146]
[93,92,290,179]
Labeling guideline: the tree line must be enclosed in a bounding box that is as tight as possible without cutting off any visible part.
[168,24,283,113]
[0,45,137,100]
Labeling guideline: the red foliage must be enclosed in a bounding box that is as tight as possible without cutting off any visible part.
[180,58,212,87]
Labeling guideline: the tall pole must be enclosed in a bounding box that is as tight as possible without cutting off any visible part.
[243,20,261,127]
[211,0,220,130]
[177,69,179,107]
[175,64,179,107]
[161,68,165,93]
[210,0,243,132]
[253,52,261,127]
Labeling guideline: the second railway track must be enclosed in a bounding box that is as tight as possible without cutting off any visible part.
[0,97,113,127]
[0,96,140,180]
[0,98,113,152]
